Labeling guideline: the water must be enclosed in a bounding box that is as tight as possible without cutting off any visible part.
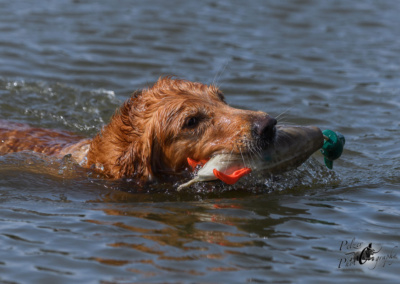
[0,0,399,283]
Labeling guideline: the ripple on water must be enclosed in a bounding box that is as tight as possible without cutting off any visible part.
[1,0,400,282]
[0,79,121,135]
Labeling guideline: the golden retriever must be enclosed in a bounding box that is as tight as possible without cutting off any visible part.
[0,77,277,181]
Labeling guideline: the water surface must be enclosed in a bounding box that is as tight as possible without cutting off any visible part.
[0,0,399,283]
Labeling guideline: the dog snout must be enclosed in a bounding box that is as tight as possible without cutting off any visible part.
[253,115,277,142]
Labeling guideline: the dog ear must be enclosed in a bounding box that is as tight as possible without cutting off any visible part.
[116,141,151,179]
[118,132,159,179]
[114,90,157,179]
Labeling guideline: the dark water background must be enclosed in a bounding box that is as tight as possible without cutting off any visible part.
[1,0,399,283]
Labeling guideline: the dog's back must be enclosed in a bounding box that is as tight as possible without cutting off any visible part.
[0,120,90,163]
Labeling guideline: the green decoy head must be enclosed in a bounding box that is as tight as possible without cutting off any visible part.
[320,129,345,169]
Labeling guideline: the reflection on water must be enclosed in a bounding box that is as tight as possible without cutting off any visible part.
[1,161,399,282]
[1,0,399,282]
[0,150,340,200]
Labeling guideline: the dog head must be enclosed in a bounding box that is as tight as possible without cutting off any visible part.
[87,77,277,179]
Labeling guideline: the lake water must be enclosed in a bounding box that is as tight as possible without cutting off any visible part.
[0,0,399,283]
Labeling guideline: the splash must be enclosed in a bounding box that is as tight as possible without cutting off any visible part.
[173,156,340,196]
[260,157,341,193]
[1,79,121,136]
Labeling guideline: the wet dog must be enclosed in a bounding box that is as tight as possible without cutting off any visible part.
[0,77,277,181]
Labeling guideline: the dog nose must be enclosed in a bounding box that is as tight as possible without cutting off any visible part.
[253,115,277,141]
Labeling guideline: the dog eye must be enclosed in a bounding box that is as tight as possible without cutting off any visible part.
[185,116,200,128]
